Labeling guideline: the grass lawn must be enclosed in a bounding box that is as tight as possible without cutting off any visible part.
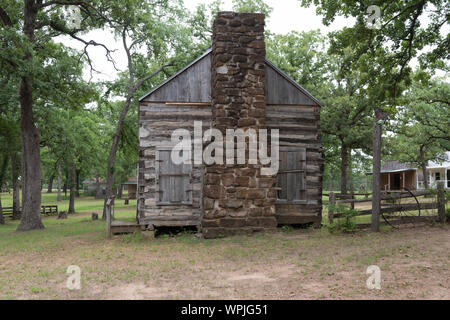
[0,191,449,300]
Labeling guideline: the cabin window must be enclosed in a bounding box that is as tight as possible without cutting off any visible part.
[435,172,441,181]
[156,149,192,205]
[276,148,307,203]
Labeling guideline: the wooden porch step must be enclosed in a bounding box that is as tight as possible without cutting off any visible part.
[110,220,141,235]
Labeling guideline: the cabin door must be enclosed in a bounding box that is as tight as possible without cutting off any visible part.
[155,148,193,206]
[276,148,307,203]
[392,173,401,190]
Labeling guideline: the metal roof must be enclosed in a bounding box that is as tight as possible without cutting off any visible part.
[366,160,418,175]
[427,151,450,169]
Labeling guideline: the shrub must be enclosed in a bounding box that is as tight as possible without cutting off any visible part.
[327,204,358,233]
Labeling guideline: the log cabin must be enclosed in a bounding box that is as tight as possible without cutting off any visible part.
[137,12,324,238]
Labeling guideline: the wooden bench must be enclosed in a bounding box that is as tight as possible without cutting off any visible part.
[0,207,15,217]
[0,205,58,218]
[41,205,58,215]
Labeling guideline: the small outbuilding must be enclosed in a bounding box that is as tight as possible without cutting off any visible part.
[370,151,450,191]
[379,161,419,191]
[121,177,137,200]
[137,12,324,238]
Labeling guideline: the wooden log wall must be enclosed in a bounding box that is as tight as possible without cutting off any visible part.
[138,102,212,227]
[266,104,323,225]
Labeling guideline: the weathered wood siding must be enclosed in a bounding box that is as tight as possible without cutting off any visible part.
[265,63,317,106]
[138,102,212,226]
[140,52,320,106]
[266,104,323,225]
[142,54,211,103]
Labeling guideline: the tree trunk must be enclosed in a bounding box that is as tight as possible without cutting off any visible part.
[348,151,354,194]
[95,173,101,199]
[11,153,21,219]
[57,163,62,202]
[419,145,428,189]
[118,184,123,199]
[102,96,133,219]
[76,168,81,197]
[17,74,44,231]
[348,151,355,209]
[64,168,68,197]
[17,0,44,231]
[47,174,54,193]
[0,155,6,225]
[68,161,76,214]
[371,109,383,232]
[0,155,9,190]
[340,140,348,195]
[0,195,3,225]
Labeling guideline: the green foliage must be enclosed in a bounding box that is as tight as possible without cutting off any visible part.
[386,73,449,172]
[301,0,449,102]
[266,30,328,97]
[232,0,273,17]
[328,204,359,233]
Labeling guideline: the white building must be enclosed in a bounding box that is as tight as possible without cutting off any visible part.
[427,151,450,189]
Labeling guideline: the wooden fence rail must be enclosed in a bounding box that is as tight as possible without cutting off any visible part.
[328,185,447,227]
[331,202,439,219]
[335,190,435,204]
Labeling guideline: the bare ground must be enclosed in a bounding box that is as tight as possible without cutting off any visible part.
[0,224,449,300]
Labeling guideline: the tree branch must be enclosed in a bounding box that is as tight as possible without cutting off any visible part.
[0,6,12,26]
[133,63,173,92]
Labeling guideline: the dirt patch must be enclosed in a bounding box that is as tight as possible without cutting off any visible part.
[227,273,274,282]
[106,283,174,299]
[1,224,449,299]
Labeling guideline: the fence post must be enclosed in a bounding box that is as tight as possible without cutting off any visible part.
[328,192,335,225]
[437,182,446,223]
[106,198,112,239]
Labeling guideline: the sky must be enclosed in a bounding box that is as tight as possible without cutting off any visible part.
[183,0,352,34]
[59,0,354,83]
[58,0,447,84]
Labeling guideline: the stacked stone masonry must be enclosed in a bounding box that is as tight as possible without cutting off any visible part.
[202,12,277,239]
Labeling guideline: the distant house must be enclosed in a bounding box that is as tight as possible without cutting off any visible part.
[427,151,450,189]
[378,161,421,191]
[371,151,450,191]
[83,177,106,198]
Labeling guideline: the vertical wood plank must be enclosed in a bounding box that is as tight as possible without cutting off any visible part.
[286,151,296,201]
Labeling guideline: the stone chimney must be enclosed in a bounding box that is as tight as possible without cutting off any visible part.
[202,12,277,238]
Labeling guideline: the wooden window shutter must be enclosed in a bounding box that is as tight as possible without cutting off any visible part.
[277,148,307,203]
[156,149,192,205]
